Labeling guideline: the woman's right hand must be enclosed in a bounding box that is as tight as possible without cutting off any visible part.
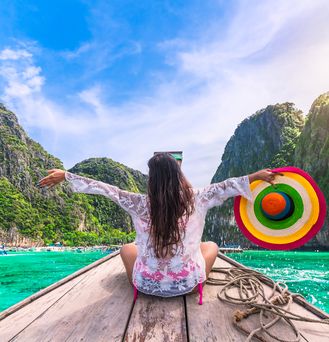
[249,168,284,186]
[38,169,66,189]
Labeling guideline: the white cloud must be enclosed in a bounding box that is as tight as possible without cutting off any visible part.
[61,42,93,59]
[0,50,45,100]
[1,0,329,187]
[0,48,32,60]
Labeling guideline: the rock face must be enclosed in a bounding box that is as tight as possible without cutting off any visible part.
[294,92,329,247]
[0,104,147,246]
[68,158,147,233]
[203,103,305,247]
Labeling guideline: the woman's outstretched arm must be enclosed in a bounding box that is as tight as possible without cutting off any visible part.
[196,168,284,210]
[38,169,145,217]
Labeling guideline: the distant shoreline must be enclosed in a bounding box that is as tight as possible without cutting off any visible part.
[1,245,121,252]
[2,245,329,252]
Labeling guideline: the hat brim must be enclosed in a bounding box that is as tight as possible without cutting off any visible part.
[234,166,327,250]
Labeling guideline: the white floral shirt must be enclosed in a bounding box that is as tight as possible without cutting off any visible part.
[65,171,253,297]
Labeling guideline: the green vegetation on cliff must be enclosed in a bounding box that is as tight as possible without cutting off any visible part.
[0,104,147,247]
[294,92,329,246]
[204,102,306,247]
[68,158,147,232]
[211,103,305,181]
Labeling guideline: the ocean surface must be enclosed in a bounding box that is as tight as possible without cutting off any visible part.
[227,250,329,314]
[0,250,107,312]
[0,250,328,314]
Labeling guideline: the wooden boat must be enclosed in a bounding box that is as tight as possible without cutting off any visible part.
[0,250,328,341]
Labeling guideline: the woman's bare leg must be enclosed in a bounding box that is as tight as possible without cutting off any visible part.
[189,241,219,294]
[120,242,138,287]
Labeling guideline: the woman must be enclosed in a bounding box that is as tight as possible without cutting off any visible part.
[38,153,282,304]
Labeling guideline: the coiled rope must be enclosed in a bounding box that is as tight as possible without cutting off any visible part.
[206,266,329,342]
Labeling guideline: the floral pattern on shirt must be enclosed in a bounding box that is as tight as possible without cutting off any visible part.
[169,255,184,273]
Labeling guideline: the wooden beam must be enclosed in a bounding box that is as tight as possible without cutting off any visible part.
[124,292,188,341]
[186,254,329,342]
[0,250,120,321]
[1,254,133,342]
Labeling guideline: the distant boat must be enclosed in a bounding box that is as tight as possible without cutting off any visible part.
[0,245,7,255]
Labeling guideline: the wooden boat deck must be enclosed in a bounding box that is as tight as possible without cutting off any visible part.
[1,250,328,341]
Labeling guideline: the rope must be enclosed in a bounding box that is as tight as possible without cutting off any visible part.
[206,266,329,342]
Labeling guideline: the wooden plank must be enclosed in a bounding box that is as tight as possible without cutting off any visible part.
[186,253,329,342]
[0,252,121,340]
[186,257,247,342]
[0,250,120,321]
[124,292,187,341]
[219,252,329,319]
[0,272,88,341]
[9,254,134,342]
[218,253,329,342]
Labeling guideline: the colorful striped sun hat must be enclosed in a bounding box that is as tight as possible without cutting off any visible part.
[233,166,327,250]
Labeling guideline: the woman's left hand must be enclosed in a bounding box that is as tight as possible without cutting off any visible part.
[38,169,66,189]
[249,168,284,186]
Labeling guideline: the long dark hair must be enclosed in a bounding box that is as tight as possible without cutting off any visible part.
[147,153,195,258]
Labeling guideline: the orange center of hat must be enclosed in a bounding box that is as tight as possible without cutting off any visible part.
[261,192,286,216]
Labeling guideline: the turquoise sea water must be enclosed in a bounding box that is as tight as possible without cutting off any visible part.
[227,250,329,314]
[0,250,107,312]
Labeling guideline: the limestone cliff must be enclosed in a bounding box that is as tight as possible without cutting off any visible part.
[203,103,305,247]
[294,92,329,247]
[68,158,147,233]
[0,104,147,246]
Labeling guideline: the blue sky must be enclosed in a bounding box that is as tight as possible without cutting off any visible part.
[1,0,329,186]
